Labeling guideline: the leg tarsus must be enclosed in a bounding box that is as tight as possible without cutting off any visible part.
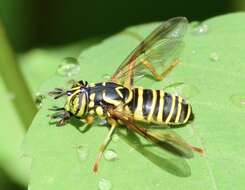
[160,59,181,80]
[189,144,205,156]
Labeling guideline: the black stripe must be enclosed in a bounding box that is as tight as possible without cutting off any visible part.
[70,93,77,107]
[170,96,179,123]
[162,92,172,122]
[152,90,160,120]
[75,93,83,115]
[117,87,130,101]
[128,88,138,113]
[189,107,195,121]
[105,82,120,88]
[179,103,188,122]
[142,89,153,119]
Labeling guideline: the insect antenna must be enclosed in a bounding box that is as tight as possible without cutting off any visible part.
[48,88,66,99]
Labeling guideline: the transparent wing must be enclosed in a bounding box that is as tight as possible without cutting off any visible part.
[108,107,203,158]
[111,17,188,86]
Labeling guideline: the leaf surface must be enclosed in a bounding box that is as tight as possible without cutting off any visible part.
[23,13,245,190]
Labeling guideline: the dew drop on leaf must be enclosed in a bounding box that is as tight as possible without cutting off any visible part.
[112,134,119,142]
[102,74,111,80]
[191,22,209,35]
[191,50,197,54]
[104,149,118,161]
[98,178,112,190]
[34,93,46,109]
[165,83,200,99]
[7,92,15,101]
[57,57,80,77]
[230,95,245,109]
[76,145,89,161]
[209,52,219,62]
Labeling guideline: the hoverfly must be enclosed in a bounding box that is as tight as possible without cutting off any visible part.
[49,17,204,173]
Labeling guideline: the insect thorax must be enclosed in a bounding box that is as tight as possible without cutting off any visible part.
[73,82,133,118]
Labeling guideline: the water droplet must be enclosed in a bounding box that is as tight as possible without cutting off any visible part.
[7,92,15,100]
[112,134,119,142]
[98,119,108,126]
[57,57,80,77]
[104,149,118,161]
[191,50,197,54]
[209,52,219,62]
[34,93,45,109]
[102,74,111,80]
[165,83,200,99]
[230,95,245,109]
[191,22,208,35]
[98,178,112,190]
[76,145,89,161]
[128,147,135,153]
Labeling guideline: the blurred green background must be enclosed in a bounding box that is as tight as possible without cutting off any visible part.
[0,0,244,189]
[1,0,244,52]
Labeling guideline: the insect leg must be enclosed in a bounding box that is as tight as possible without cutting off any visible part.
[81,115,94,125]
[160,59,180,80]
[92,118,117,173]
[49,107,71,126]
[141,58,180,81]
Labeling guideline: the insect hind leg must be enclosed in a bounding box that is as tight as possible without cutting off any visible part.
[141,58,180,81]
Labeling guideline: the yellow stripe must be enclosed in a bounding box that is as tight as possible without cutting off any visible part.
[77,95,87,117]
[89,109,95,115]
[89,83,95,87]
[175,96,182,123]
[67,90,80,113]
[89,93,96,101]
[156,90,164,123]
[165,95,176,123]
[96,106,104,116]
[102,92,121,106]
[123,105,131,114]
[183,104,192,123]
[115,87,124,98]
[71,96,79,114]
[88,101,94,108]
[134,88,144,120]
[125,89,133,103]
[147,90,157,121]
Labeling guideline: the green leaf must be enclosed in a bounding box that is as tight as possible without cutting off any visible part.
[23,13,245,190]
[19,37,103,95]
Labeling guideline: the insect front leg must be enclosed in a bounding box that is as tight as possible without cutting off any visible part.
[49,107,71,126]
[92,118,117,173]
[80,115,94,125]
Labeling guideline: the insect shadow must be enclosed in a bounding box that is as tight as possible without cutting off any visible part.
[49,116,92,133]
[116,128,192,177]
[68,117,191,177]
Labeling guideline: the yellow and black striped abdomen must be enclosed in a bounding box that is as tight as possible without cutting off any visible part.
[127,88,194,125]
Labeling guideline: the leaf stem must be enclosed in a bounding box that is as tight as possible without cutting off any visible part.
[0,20,37,130]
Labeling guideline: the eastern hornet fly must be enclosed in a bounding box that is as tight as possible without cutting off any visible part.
[49,17,204,173]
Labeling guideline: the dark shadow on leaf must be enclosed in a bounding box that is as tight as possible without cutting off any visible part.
[117,128,191,177]
[69,117,93,133]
